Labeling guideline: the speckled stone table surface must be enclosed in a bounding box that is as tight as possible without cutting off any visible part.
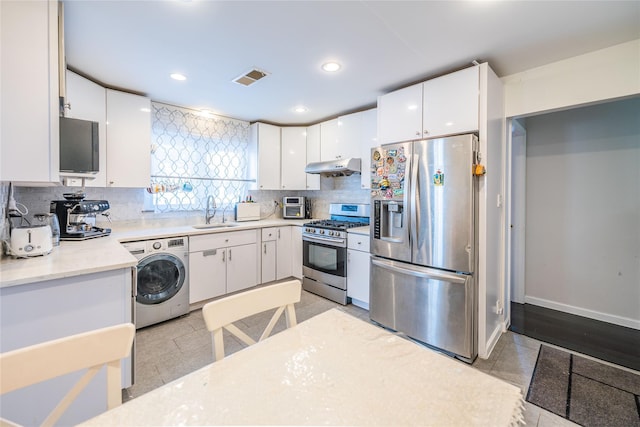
[81,309,523,426]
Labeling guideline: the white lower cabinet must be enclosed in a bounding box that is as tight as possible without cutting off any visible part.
[189,248,226,302]
[0,268,133,426]
[276,226,292,280]
[189,230,259,303]
[260,226,292,283]
[291,226,303,279]
[347,233,370,309]
[261,228,277,283]
[226,243,260,293]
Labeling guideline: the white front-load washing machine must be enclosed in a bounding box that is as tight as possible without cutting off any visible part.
[123,236,189,329]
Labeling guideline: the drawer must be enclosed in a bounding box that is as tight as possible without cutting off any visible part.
[348,234,370,252]
[190,229,258,252]
[261,227,277,242]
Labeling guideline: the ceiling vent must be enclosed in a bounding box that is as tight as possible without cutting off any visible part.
[233,68,269,86]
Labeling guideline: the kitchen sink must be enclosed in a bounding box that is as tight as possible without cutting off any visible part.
[192,223,238,229]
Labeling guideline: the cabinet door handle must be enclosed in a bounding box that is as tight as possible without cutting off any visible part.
[203,249,217,257]
[423,130,429,135]
[277,229,280,239]
[264,243,267,254]
[222,251,225,262]
[229,249,232,261]
[415,131,420,136]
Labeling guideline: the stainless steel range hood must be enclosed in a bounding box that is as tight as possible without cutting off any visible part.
[305,158,361,176]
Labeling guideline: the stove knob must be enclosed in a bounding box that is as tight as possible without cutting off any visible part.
[329,231,335,236]
[319,230,324,234]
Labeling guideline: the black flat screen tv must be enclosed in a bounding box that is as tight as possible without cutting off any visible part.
[59,116,99,173]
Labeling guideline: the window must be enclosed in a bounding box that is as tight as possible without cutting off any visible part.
[149,103,252,212]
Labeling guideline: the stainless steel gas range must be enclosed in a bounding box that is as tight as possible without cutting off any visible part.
[302,203,370,304]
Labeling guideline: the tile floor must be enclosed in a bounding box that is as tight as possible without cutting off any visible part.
[126,289,579,426]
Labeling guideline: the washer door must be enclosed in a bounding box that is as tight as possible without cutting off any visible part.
[136,253,186,305]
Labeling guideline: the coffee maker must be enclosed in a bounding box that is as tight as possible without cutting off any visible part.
[50,194,111,240]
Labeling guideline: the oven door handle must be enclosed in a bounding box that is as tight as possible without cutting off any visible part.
[303,235,346,247]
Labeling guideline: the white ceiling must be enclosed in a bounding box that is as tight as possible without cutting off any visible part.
[63,1,640,126]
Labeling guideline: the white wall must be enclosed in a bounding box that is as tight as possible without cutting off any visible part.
[503,39,640,118]
[477,63,507,358]
[524,97,640,328]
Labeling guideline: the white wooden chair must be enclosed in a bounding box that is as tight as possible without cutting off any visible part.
[0,323,135,427]
[202,279,302,361]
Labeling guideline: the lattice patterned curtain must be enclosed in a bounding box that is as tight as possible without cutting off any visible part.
[150,103,252,212]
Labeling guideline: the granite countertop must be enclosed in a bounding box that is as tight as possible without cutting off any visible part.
[0,218,311,289]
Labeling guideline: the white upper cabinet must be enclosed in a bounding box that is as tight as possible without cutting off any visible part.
[65,71,107,187]
[377,83,423,144]
[377,66,480,144]
[105,89,151,187]
[320,118,339,160]
[0,0,59,185]
[280,127,307,190]
[320,112,362,161]
[305,124,321,190]
[336,113,362,159]
[422,66,479,138]
[250,122,281,190]
[359,108,377,189]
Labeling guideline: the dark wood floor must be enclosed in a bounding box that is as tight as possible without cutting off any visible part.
[509,302,640,372]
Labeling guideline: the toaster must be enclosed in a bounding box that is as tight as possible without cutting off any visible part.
[9,225,53,257]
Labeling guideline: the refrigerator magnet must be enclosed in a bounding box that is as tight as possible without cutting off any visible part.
[372,150,381,161]
[433,170,444,186]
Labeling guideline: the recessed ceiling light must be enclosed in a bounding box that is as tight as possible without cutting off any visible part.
[170,73,187,81]
[321,62,341,72]
[294,106,308,113]
[407,104,418,110]
[140,108,151,113]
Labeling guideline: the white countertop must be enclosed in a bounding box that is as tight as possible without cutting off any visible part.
[347,225,370,235]
[80,309,523,426]
[112,218,309,242]
[0,237,137,288]
[0,218,310,289]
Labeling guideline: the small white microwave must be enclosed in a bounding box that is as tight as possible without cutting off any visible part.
[282,196,308,219]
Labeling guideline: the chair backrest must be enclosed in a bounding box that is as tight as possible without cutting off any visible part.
[0,323,135,427]
[202,279,302,361]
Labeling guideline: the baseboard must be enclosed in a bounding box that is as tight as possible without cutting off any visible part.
[524,296,640,330]
[479,323,503,359]
[350,298,369,310]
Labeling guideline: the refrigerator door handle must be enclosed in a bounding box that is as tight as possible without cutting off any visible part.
[410,153,419,250]
[371,257,468,284]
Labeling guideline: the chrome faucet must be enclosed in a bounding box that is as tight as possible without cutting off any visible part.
[205,195,217,224]
[222,205,228,223]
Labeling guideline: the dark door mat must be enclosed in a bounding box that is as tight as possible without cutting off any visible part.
[526,345,640,427]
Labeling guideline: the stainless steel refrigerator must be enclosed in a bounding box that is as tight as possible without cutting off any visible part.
[369,134,479,362]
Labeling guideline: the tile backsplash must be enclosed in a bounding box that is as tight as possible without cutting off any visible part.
[3,174,369,232]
